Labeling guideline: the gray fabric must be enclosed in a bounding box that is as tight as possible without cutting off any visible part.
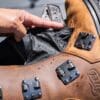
[23,4,73,64]
[23,27,73,64]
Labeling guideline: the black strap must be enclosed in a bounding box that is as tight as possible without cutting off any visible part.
[84,0,100,37]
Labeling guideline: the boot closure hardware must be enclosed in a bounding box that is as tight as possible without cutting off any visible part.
[22,77,42,100]
[75,32,96,51]
[56,60,80,85]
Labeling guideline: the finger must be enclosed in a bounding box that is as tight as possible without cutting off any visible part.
[35,18,64,29]
[13,20,27,42]
[23,11,64,28]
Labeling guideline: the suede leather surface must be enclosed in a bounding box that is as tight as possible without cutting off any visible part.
[65,0,100,63]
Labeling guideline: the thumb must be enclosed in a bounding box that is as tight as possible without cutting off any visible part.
[13,19,27,42]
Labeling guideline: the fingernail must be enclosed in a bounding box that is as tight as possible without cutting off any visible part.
[59,23,64,27]
[54,22,64,27]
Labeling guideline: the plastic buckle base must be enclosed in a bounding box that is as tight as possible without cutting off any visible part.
[56,60,80,85]
[75,32,96,51]
[22,77,42,100]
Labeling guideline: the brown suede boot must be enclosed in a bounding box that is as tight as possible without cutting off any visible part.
[0,0,99,100]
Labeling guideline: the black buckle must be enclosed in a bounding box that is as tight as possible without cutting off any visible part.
[56,60,80,85]
[75,32,96,51]
[42,4,64,24]
[22,77,42,100]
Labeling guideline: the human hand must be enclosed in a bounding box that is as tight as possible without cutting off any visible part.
[0,8,64,41]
